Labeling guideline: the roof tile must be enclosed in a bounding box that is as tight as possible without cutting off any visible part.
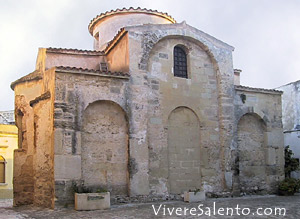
[235,85,283,94]
[55,66,129,78]
[47,47,104,55]
[88,7,176,35]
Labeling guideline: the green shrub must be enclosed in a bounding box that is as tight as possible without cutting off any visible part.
[188,188,201,195]
[278,178,300,194]
[72,182,107,194]
[284,146,300,178]
[96,188,108,193]
[72,183,92,193]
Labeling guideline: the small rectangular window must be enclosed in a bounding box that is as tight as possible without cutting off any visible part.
[174,46,187,78]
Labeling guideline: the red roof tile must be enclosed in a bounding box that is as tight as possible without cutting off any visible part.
[47,47,104,55]
[88,7,176,35]
[11,70,43,90]
[55,66,129,78]
[235,85,283,94]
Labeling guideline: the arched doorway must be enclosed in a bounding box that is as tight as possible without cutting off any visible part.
[167,107,201,194]
[81,100,129,195]
[236,113,267,194]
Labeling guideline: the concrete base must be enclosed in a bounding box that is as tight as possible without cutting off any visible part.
[74,192,110,211]
[184,191,205,203]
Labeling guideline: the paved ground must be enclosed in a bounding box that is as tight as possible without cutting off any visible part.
[1,194,299,218]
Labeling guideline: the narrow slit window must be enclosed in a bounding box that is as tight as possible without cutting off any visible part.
[0,156,5,183]
[174,46,187,78]
[17,110,24,149]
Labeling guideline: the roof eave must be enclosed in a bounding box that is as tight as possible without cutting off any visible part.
[88,7,176,36]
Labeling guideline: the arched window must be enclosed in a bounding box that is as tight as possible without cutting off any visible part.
[0,156,5,183]
[174,46,187,78]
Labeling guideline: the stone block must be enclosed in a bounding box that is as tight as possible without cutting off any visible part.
[130,173,149,196]
[181,161,193,168]
[277,148,285,166]
[209,134,218,141]
[54,128,63,155]
[54,108,63,119]
[200,148,209,167]
[265,166,277,175]
[159,53,168,59]
[63,131,74,154]
[150,117,162,125]
[201,168,216,177]
[246,95,257,103]
[266,148,276,165]
[267,131,284,147]
[151,84,159,90]
[67,90,75,103]
[75,131,81,155]
[184,191,205,202]
[110,87,120,94]
[54,155,81,180]
[242,166,265,177]
[201,93,211,99]
[75,192,110,211]
[225,172,232,188]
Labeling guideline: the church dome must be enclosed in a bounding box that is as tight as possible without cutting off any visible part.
[88,7,176,50]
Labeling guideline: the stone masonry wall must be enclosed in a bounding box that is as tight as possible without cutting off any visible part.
[167,107,201,194]
[13,67,55,208]
[236,113,267,194]
[13,80,42,206]
[53,72,129,204]
[81,100,129,195]
[234,87,284,194]
[146,36,221,195]
[127,22,235,196]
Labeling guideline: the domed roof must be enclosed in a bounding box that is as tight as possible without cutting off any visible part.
[88,7,176,35]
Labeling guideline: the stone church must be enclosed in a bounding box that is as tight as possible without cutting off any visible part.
[11,8,284,208]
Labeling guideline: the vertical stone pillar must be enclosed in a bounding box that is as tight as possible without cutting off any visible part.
[214,51,235,191]
[127,32,150,196]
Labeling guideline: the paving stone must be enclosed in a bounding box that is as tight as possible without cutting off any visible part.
[1,194,300,218]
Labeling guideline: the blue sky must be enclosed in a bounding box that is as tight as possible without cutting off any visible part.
[1,0,300,110]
